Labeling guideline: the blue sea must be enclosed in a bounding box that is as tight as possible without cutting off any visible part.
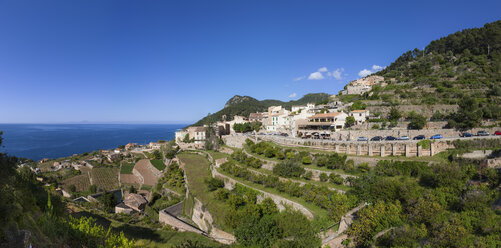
[0,124,187,161]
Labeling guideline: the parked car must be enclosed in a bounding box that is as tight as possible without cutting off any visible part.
[477,131,489,136]
[398,136,410,140]
[413,135,426,140]
[495,131,501,136]
[370,136,383,141]
[461,132,473,137]
[385,136,397,141]
[357,137,368,141]
[430,134,443,139]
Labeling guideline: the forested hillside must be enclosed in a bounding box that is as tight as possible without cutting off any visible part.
[369,20,501,107]
[192,93,330,126]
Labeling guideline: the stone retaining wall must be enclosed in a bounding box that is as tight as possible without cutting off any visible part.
[262,136,440,157]
[222,135,247,148]
[159,209,205,234]
[366,104,458,117]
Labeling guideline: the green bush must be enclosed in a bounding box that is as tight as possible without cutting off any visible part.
[214,188,230,201]
[273,160,305,178]
[205,177,224,191]
[302,156,312,165]
[329,174,344,185]
[303,171,313,180]
[357,163,371,173]
[319,173,328,182]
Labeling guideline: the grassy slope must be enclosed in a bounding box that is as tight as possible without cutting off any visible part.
[120,162,135,174]
[177,152,234,232]
[150,159,166,171]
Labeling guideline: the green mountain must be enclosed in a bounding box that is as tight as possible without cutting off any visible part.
[367,20,501,107]
[192,93,330,126]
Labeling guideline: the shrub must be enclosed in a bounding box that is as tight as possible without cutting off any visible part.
[343,159,355,172]
[303,171,313,180]
[329,174,344,185]
[275,151,285,160]
[273,160,305,178]
[214,188,230,201]
[205,177,224,191]
[264,148,276,158]
[286,152,296,159]
[302,156,312,165]
[227,194,245,209]
[319,173,328,182]
[357,163,371,173]
[316,156,328,167]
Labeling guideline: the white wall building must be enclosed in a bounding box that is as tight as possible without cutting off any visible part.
[349,110,370,125]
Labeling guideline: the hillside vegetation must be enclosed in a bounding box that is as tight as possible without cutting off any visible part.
[369,20,501,108]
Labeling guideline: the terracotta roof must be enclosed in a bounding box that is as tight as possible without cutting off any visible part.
[188,126,205,132]
[309,112,342,118]
[350,110,368,113]
[124,193,147,210]
[249,113,263,119]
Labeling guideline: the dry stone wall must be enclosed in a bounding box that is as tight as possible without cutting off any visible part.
[159,209,205,234]
[366,104,458,117]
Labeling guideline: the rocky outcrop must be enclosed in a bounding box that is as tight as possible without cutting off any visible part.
[225,95,257,108]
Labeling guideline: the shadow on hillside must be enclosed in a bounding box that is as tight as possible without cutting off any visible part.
[71,211,163,242]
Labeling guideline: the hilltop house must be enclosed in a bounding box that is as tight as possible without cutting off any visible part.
[340,75,385,95]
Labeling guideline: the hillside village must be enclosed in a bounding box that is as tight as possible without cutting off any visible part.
[176,72,499,144]
[177,76,381,140]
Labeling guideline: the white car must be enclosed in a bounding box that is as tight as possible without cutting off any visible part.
[357,137,368,141]
[398,136,410,140]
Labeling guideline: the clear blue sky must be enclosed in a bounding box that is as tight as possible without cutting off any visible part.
[1,0,500,124]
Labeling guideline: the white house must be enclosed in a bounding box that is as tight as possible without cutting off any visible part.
[349,110,370,125]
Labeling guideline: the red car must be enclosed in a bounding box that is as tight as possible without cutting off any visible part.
[495,131,501,136]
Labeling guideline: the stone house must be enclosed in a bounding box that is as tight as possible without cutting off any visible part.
[123,193,148,212]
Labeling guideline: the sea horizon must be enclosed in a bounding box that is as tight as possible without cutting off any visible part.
[0,123,188,161]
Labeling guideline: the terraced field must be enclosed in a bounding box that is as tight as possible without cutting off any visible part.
[62,174,91,192]
[120,163,135,174]
[150,159,166,171]
[91,167,119,191]
[178,152,234,232]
